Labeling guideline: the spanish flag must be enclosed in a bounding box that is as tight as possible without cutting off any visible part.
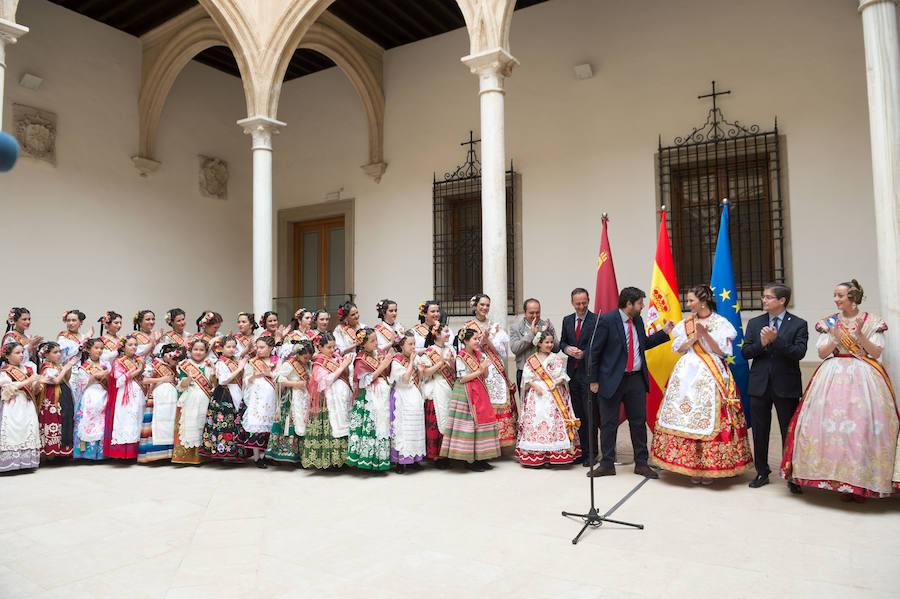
[645,211,682,430]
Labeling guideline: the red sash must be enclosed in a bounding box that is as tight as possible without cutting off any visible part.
[101,336,119,352]
[424,346,455,387]
[288,357,310,381]
[81,361,107,378]
[249,356,278,389]
[179,360,213,399]
[58,331,81,345]
[314,354,349,385]
[458,349,495,425]
[413,323,429,338]
[113,355,145,404]
[4,330,28,347]
[216,356,241,389]
[393,354,419,386]
[375,323,395,343]
[132,331,151,345]
[165,330,186,347]
[1,365,34,403]
[526,354,579,445]
[465,319,516,396]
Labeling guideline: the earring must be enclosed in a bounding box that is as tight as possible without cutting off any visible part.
[851,303,857,310]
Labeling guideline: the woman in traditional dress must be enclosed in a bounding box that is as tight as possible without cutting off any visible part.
[97,311,123,367]
[200,337,247,461]
[466,293,517,447]
[651,285,753,483]
[312,310,331,337]
[782,280,897,501]
[302,333,353,469]
[58,309,92,363]
[346,328,394,472]
[103,335,146,460]
[35,342,78,459]
[266,337,313,465]
[279,308,313,359]
[259,311,288,347]
[132,310,163,364]
[3,307,42,371]
[156,308,189,353]
[412,301,441,354]
[234,312,258,360]
[333,301,364,357]
[71,338,110,460]
[193,311,223,363]
[0,342,44,472]
[172,338,214,465]
[236,336,279,468]
[375,299,404,351]
[516,331,581,467]
[389,331,426,472]
[417,321,455,467]
[439,328,501,471]
[138,343,182,463]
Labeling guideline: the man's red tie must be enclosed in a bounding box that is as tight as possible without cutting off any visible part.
[575,317,582,342]
[626,318,635,372]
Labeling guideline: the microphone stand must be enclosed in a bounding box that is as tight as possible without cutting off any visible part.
[562,311,644,544]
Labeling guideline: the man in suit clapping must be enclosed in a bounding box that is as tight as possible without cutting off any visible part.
[559,288,599,467]
[587,287,674,479]
[742,283,808,492]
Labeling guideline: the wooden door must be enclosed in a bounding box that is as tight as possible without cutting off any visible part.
[293,216,345,310]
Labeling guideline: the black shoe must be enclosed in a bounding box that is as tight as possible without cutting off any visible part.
[788,481,803,494]
[587,465,616,478]
[633,465,659,479]
[475,460,494,470]
[749,474,770,488]
[255,458,268,469]
[465,461,486,472]
[394,464,406,474]
[408,461,424,471]
[435,459,450,470]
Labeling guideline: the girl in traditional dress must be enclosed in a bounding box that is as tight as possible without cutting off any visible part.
[97,311,123,367]
[3,307,42,371]
[173,339,214,465]
[138,343,182,463]
[418,321,455,466]
[389,331,426,472]
[157,308,189,352]
[312,310,331,337]
[439,328,501,471]
[71,338,110,460]
[375,299,404,351]
[0,342,44,472]
[279,308,313,359]
[237,336,279,468]
[346,328,394,472]
[201,336,247,461]
[412,301,441,354]
[266,338,313,465]
[132,310,163,363]
[466,293,517,447]
[58,309,92,363]
[782,280,897,501]
[36,342,78,459]
[516,331,582,467]
[334,301,364,356]
[193,311,223,362]
[234,312,258,359]
[104,335,146,460]
[651,285,753,483]
[302,333,353,469]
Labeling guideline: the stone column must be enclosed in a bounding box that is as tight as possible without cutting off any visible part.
[462,49,518,324]
[237,115,285,317]
[0,16,29,127]
[859,0,900,376]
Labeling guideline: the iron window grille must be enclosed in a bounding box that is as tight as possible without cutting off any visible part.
[657,82,785,311]
[433,132,516,316]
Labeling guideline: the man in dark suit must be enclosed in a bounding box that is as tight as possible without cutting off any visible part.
[741,283,808,492]
[587,287,674,478]
[559,287,599,467]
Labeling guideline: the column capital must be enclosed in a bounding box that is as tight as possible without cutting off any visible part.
[461,48,519,79]
[859,0,898,12]
[0,18,28,45]
[237,115,286,150]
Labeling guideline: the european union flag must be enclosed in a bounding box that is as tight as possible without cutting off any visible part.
[710,203,751,427]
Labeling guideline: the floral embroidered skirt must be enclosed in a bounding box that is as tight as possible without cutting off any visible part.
[266,390,302,463]
[38,384,74,458]
[424,399,444,459]
[234,403,270,450]
[200,386,243,460]
[301,404,348,469]
[651,400,752,478]
[346,390,391,471]
[72,407,104,461]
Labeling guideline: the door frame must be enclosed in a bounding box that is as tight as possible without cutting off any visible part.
[277,199,354,300]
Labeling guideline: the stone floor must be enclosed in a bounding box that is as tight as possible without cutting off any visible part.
[2,423,899,599]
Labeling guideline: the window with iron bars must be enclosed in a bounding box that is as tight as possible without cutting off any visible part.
[433,136,516,316]
[657,100,785,311]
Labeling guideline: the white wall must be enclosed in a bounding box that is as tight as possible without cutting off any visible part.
[1,0,251,339]
[273,0,883,363]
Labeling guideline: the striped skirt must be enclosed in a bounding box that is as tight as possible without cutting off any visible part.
[439,381,501,462]
[137,394,173,463]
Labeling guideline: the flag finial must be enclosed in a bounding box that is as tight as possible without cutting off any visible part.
[660,204,666,212]
[721,197,729,206]
[602,212,608,220]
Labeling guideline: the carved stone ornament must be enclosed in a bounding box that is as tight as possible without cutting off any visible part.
[12,104,56,165]
[198,155,228,199]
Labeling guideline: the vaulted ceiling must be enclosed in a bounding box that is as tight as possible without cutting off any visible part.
[47,0,549,81]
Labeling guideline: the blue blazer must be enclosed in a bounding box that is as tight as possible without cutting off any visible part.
[588,310,671,399]
[559,311,598,381]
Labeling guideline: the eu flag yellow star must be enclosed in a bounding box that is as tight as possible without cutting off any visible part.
[725,356,736,365]
[719,289,731,301]
[737,339,745,348]
[732,302,741,313]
